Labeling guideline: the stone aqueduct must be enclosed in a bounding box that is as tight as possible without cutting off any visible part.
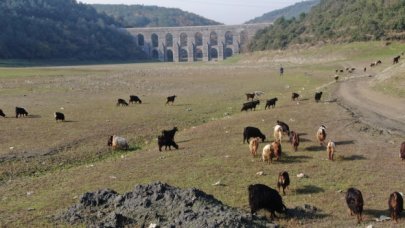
[126,24,271,62]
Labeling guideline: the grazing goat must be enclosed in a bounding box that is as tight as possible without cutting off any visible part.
[166,95,176,105]
[289,131,299,152]
[262,141,282,163]
[314,92,323,103]
[241,100,260,112]
[129,95,142,104]
[116,98,128,106]
[276,120,290,136]
[327,140,336,161]
[376,60,382,65]
[316,125,327,146]
[277,171,290,195]
[334,76,339,82]
[265,98,278,109]
[108,135,129,150]
[388,192,404,223]
[248,184,287,219]
[162,127,178,141]
[274,125,283,142]
[0,109,5,117]
[401,142,405,160]
[243,126,266,143]
[346,188,364,224]
[370,63,375,67]
[158,135,179,152]
[54,112,65,122]
[393,55,401,64]
[364,67,367,72]
[15,107,28,118]
[245,93,255,101]
[291,92,300,101]
[249,138,259,157]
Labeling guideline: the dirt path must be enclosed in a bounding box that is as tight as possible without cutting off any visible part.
[335,74,405,135]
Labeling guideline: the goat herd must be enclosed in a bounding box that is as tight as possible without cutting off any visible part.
[1,53,404,225]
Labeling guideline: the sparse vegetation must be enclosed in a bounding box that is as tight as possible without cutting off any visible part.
[0,42,404,227]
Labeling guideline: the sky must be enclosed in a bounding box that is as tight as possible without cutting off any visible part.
[78,0,304,25]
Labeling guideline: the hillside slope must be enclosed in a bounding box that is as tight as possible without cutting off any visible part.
[249,0,405,50]
[245,0,319,24]
[92,4,222,28]
[0,0,144,60]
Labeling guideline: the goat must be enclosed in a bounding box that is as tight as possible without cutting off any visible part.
[166,95,176,105]
[248,184,287,219]
[243,126,266,143]
[15,107,28,118]
[265,98,278,109]
[108,135,129,150]
[116,98,128,106]
[289,131,299,152]
[277,171,290,195]
[241,100,260,112]
[249,137,260,157]
[400,142,405,160]
[388,192,404,223]
[291,92,300,101]
[327,140,336,161]
[129,95,142,104]
[346,187,364,224]
[314,92,323,103]
[0,109,5,117]
[162,127,178,141]
[316,125,327,146]
[393,56,400,64]
[158,135,179,152]
[54,112,65,122]
[274,125,283,143]
[245,93,255,101]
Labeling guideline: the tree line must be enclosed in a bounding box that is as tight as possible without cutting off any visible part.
[249,0,405,51]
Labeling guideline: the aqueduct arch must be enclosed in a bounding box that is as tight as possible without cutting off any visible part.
[127,23,271,62]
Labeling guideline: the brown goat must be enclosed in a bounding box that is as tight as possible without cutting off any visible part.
[289,131,299,152]
[249,138,259,157]
[327,140,336,161]
[388,192,403,223]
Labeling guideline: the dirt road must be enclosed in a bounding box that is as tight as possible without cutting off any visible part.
[335,75,405,135]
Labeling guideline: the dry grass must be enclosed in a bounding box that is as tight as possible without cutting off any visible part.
[0,42,404,227]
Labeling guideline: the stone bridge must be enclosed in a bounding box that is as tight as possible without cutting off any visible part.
[126,24,271,62]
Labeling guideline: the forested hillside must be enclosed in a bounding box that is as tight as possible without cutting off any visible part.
[0,0,145,60]
[249,0,405,51]
[245,0,319,24]
[92,4,221,28]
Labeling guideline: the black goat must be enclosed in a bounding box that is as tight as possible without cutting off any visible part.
[346,188,364,224]
[265,98,278,109]
[388,192,403,223]
[248,184,287,219]
[129,95,142,104]
[0,109,5,117]
[158,135,179,152]
[162,127,178,141]
[117,98,128,106]
[241,100,260,112]
[54,112,65,122]
[314,92,323,103]
[243,126,266,143]
[15,107,28,118]
[166,95,177,105]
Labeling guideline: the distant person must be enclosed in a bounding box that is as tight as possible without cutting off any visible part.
[279,66,284,76]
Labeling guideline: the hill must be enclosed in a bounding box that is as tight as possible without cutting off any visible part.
[245,0,319,24]
[249,0,405,50]
[91,4,222,28]
[0,0,145,60]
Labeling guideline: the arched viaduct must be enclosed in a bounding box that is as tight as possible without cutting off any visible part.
[126,23,271,62]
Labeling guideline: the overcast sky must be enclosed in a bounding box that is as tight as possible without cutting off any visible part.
[78,0,304,25]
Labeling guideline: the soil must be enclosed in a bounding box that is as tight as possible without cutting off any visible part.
[56,181,278,228]
[335,69,405,135]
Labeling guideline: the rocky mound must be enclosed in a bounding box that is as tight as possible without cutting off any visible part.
[57,181,277,227]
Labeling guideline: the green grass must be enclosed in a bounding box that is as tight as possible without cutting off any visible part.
[0,42,404,227]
